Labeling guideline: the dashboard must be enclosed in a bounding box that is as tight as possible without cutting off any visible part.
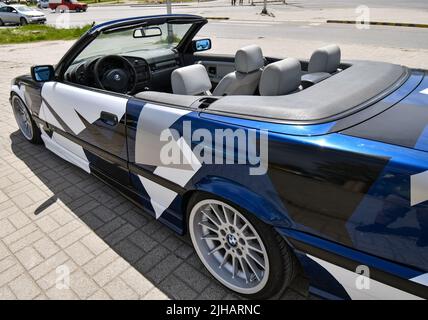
[65,49,181,94]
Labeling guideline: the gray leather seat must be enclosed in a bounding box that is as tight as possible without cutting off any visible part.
[259,58,302,96]
[308,44,341,74]
[213,45,264,96]
[171,64,212,95]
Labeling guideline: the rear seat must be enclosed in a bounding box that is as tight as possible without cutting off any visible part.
[259,58,302,96]
[302,44,341,87]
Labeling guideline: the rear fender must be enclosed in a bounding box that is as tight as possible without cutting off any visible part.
[191,176,292,228]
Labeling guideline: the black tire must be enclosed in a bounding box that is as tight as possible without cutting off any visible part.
[186,192,296,299]
[20,18,28,26]
[11,94,42,144]
[0,19,4,27]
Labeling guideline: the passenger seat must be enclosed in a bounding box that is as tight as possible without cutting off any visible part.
[213,45,264,96]
[259,58,302,96]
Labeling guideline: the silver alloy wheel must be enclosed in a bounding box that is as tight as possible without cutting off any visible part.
[189,199,270,294]
[12,96,33,141]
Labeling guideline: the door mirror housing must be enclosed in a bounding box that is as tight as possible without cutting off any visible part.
[31,65,55,82]
[193,39,212,52]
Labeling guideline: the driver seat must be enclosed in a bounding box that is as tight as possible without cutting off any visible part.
[213,45,264,96]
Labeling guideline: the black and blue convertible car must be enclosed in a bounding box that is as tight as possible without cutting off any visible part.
[9,14,428,300]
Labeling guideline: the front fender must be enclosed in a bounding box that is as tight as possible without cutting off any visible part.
[10,75,43,115]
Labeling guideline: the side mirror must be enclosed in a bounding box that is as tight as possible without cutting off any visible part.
[193,39,211,52]
[12,9,17,13]
[31,65,55,82]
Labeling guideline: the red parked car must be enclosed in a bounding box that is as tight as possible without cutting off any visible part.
[49,0,87,12]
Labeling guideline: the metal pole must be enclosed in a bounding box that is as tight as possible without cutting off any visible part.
[166,0,173,43]
[261,0,267,14]
[166,0,172,14]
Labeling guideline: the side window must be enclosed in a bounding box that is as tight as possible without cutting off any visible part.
[6,7,14,12]
[0,8,5,12]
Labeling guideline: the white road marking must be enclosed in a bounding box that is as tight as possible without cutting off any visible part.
[211,20,275,27]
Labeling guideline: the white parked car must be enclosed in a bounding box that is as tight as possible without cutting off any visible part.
[37,0,49,9]
[0,4,46,26]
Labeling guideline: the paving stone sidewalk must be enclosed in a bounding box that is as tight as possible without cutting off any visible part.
[0,42,311,300]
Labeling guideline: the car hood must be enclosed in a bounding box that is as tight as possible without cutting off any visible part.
[22,10,45,16]
[343,71,428,152]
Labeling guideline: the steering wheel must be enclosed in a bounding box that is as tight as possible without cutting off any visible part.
[94,55,137,94]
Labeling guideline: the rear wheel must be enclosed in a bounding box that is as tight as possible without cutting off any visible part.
[187,193,296,299]
[11,94,42,144]
[20,18,28,26]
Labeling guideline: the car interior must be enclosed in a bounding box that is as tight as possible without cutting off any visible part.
[62,20,407,122]
[65,40,344,97]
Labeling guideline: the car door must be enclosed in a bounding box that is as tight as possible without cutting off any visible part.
[0,7,7,23]
[39,81,130,185]
[0,6,14,23]
[7,6,19,24]
[125,95,203,225]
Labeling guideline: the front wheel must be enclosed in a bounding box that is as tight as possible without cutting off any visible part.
[20,18,28,26]
[11,94,42,144]
[187,194,296,299]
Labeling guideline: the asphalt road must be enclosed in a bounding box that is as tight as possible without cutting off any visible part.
[285,0,428,9]
[42,6,428,51]
[201,20,428,50]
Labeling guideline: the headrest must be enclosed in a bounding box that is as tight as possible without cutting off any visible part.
[308,44,341,73]
[171,64,212,95]
[235,45,264,74]
[259,58,302,96]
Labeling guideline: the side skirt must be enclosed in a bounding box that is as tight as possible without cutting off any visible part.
[39,126,90,174]
[90,166,185,235]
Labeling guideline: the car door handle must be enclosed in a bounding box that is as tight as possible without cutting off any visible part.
[100,111,118,126]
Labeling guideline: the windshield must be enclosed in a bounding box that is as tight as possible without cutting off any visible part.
[74,22,193,62]
[15,6,33,12]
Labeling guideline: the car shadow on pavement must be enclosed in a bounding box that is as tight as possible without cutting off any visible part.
[10,130,312,300]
